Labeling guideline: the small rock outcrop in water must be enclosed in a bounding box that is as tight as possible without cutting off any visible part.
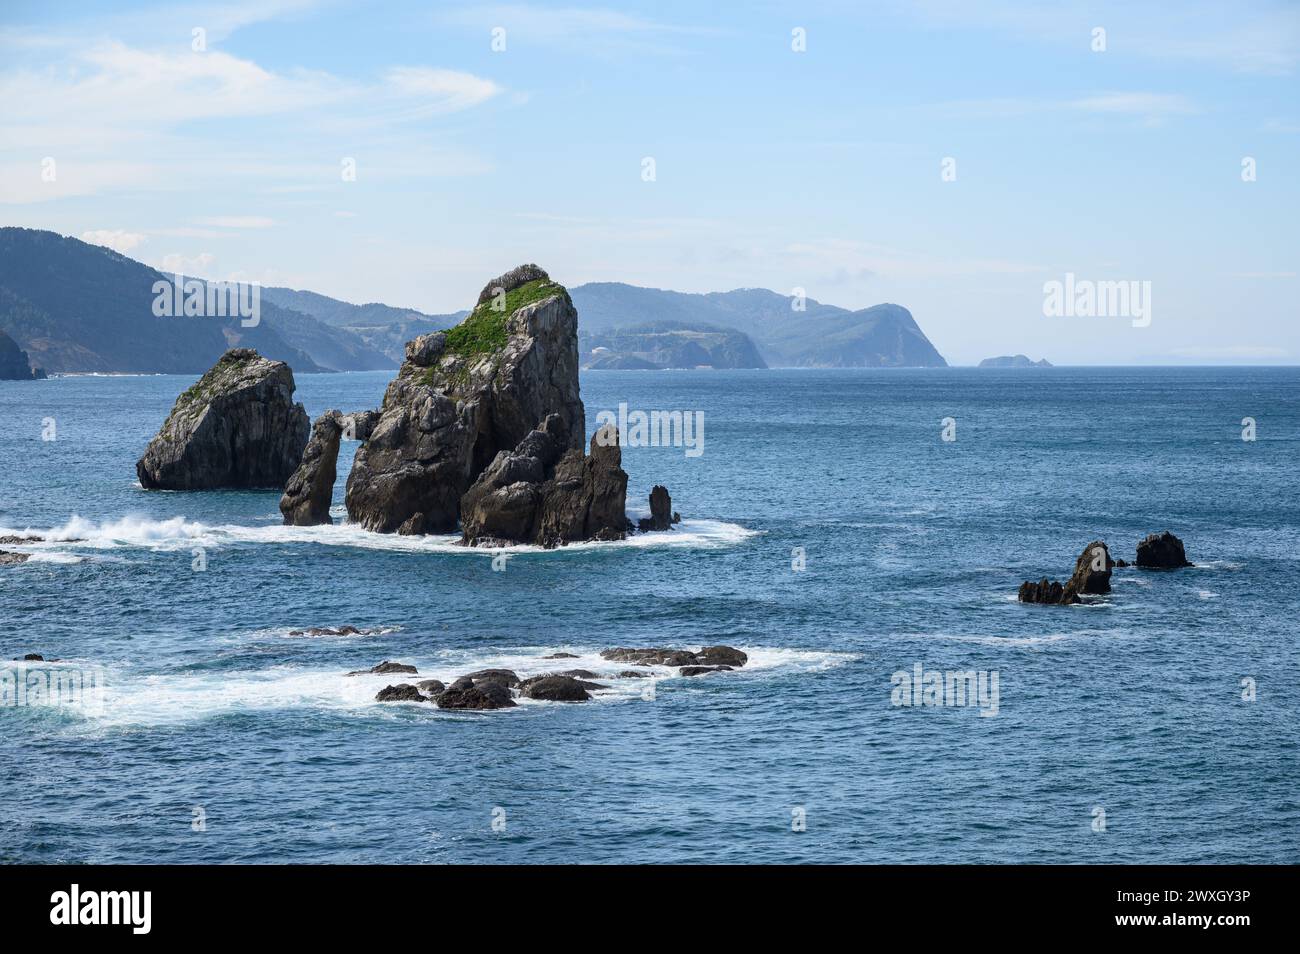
[637,485,673,532]
[376,684,427,703]
[600,646,749,669]
[1136,531,1193,569]
[519,675,592,702]
[0,552,31,566]
[345,265,586,534]
[346,660,418,676]
[1018,540,1114,605]
[137,349,309,490]
[437,677,517,710]
[0,330,45,380]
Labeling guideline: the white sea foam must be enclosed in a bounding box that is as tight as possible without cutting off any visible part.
[13,514,757,558]
[66,644,854,727]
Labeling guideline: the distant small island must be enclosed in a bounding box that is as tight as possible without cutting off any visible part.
[978,354,1052,368]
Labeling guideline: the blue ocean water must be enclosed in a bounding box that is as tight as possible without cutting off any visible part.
[1,366,1297,864]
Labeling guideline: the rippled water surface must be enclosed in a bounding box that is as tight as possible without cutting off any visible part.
[1,367,1297,863]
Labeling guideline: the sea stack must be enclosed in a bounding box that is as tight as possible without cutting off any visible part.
[344,264,596,539]
[137,348,309,490]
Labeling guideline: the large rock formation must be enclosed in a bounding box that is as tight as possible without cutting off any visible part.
[345,265,602,538]
[1019,540,1114,605]
[1136,531,1193,569]
[0,330,45,380]
[137,348,309,490]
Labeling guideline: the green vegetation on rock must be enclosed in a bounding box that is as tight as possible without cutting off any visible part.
[441,279,569,359]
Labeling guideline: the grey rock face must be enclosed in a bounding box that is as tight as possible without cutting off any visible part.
[136,348,309,490]
[345,265,584,534]
[280,410,344,525]
[0,551,30,566]
[531,424,630,547]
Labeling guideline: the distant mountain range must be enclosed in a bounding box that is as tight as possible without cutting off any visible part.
[0,229,334,373]
[0,229,948,373]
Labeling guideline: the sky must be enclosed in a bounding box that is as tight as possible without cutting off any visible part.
[0,0,1296,365]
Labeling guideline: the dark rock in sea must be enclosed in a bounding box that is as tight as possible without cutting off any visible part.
[680,665,733,677]
[600,647,699,667]
[0,330,45,380]
[599,645,748,668]
[0,535,43,545]
[288,625,364,637]
[436,680,517,710]
[280,410,344,526]
[1115,559,1129,568]
[1018,540,1114,605]
[136,348,310,490]
[544,652,579,659]
[519,675,591,702]
[462,668,521,689]
[346,660,418,676]
[376,684,427,703]
[1136,531,1193,569]
[0,551,31,566]
[15,653,44,661]
[616,670,649,678]
[637,485,673,532]
[1069,540,1115,594]
[1018,578,1074,605]
[346,265,585,534]
[556,669,597,679]
[416,679,446,697]
[695,646,749,667]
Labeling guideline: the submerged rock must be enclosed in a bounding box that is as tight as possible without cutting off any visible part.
[376,684,427,703]
[1136,531,1193,569]
[346,660,418,676]
[0,551,30,566]
[544,652,579,659]
[137,348,309,490]
[680,666,733,677]
[280,410,344,526]
[289,625,364,637]
[346,266,585,534]
[417,679,446,697]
